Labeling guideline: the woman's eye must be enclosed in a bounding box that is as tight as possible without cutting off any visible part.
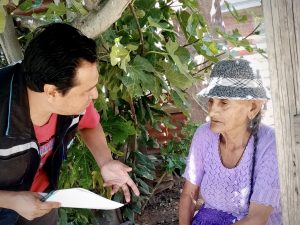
[221,100,228,105]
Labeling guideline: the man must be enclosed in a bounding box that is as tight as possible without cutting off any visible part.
[0,23,140,225]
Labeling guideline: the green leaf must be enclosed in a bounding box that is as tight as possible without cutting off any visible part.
[19,0,42,12]
[186,13,199,36]
[126,44,139,51]
[110,44,130,66]
[175,46,191,65]
[131,200,142,213]
[148,17,176,33]
[134,0,156,11]
[134,164,156,180]
[101,116,136,145]
[206,41,219,55]
[224,1,248,23]
[176,11,190,37]
[94,90,108,120]
[123,207,134,222]
[136,178,151,195]
[121,69,143,97]
[147,137,159,149]
[107,143,124,157]
[179,0,199,8]
[133,55,155,73]
[58,209,68,225]
[71,0,88,15]
[159,61,192,90]
[166,40,191,78]
[135,9,145,18]
[0,6,6,34]
[170,89,190,116]
[19,0,33,12]
[46,2,67,17]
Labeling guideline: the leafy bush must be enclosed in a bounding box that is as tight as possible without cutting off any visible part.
[161,121,199,175]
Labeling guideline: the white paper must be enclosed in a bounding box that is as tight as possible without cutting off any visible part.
[44,188,124,210]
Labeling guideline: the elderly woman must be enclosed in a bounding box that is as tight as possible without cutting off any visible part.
[179,59,282,225]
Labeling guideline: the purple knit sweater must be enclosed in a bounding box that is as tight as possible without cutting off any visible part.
[183,123,282,225]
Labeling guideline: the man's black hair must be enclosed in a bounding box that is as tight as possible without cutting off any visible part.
[23,23,97,95]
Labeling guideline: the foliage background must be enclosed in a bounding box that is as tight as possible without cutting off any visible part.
[0,0,264,223]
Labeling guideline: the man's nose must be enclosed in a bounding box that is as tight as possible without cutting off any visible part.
[90,87,98,100]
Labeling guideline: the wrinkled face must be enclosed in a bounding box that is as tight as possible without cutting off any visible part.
[50,60,99,115]
[207,98,253,134]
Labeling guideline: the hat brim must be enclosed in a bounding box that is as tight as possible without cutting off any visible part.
[198,85,270,100]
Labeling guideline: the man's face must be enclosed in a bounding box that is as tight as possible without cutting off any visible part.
[51,60,99,115]
[207,98,253,134]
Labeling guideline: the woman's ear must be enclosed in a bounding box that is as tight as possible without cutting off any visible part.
[249,100,264,119]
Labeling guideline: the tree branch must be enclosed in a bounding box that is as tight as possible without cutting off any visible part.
[129,2,144,55]
[72,0,132,38]
[14,15,47,31]
[0,14,23,63]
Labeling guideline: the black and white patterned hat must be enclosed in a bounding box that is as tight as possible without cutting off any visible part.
[197,59,270,100]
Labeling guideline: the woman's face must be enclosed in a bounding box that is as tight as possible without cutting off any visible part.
[207,98,255,134]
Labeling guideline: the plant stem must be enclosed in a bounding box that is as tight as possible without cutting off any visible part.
[182,38,200,48]
[129,3,144,55]
[127,98,138,157]
[242,23,261,40]
[142,171,168,211]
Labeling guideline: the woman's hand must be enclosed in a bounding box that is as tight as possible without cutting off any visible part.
[232,202,273,225]
[179,180,200,225]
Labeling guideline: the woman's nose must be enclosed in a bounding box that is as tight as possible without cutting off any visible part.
[208,103,218,118]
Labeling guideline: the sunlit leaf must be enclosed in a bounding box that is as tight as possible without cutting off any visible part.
[0,6,6,34]
[71,0,88,15]
[46,2,67,17]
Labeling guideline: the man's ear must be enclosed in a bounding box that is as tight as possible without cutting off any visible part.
[43,84,58,103]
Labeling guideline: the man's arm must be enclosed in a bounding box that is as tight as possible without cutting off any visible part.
[232,202,273,225]
[79,123,113,167]
[79,123,140,202]
[0,190,60,220]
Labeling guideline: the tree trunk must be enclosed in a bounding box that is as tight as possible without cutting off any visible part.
[263,0,300,224]
[0,14,23,64]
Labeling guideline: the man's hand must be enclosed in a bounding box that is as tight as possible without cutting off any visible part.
[10,191,60,221]
[101,160,140,202]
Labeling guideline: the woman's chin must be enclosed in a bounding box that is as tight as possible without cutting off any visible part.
[210,123,224,133]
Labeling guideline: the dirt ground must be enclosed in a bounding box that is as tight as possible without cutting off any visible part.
[135,178,183,225]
